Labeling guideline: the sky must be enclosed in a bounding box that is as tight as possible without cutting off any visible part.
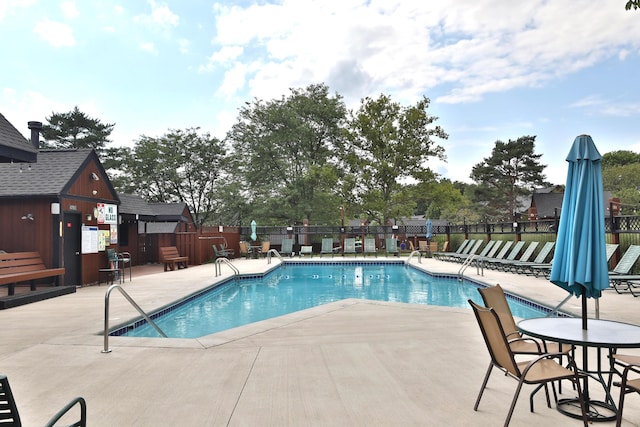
[1,0,639,186]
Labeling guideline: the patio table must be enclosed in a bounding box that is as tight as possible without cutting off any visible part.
[518,317,640,422]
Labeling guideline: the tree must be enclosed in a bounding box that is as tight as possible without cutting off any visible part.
[413,179,468,220]
[626,0,639,10]
[122,128,227,227]
[602,150,640,168]
[470,136,548,220]
[603,163,640,212]
[341,94,448,227]
[226,83,347,225]
[41,106,114,157]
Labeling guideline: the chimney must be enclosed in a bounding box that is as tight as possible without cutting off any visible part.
[27,121,42,149]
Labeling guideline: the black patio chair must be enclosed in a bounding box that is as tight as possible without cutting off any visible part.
[0,375,86,427]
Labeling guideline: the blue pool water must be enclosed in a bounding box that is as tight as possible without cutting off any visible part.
[117,262,551,339]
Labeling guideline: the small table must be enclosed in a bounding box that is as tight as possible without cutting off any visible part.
[247,245,261,259]
[518,317,640,422]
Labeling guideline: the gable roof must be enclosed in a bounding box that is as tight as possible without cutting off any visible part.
[0,149,118,200]
[148,202,192,222]
[531,190,615,218]
[0,113,37,163]
[119,193,156,217]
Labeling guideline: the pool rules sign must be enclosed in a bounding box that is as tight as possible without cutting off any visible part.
[97,203,118,225]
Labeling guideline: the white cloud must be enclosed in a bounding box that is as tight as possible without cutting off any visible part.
[201,46,244,71]
[135,0,179,28]
[140,42,158,55]
[217,62,248,98]
[569,95,640,117]
[33,19,76,47]
[178,38,190,54]
[0,90,70,138]
[206,0,640,105]
[61,1,79,19]
[0,0,36,22]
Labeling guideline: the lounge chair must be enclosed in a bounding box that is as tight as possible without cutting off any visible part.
[530,243,619,279]
[217,244,235,257]
[509,242,555,275]
[612,354,640,427]
[448,240,485,263]
[436,239,476,262]
[491,241,540,271]
[300,245,313,257]
[0,375,87,427]
[608,245,640,294]
[212,245,224,259]
[343,238,357,256]
[385,237,399,257]
[281,238,294,257]
[452,240,495,263]
[610,245,640,276]
[484,241,525,270]
[468,300,588,426]
[320,238,335,257]
[432,239,468,261]
[364,238,377,257]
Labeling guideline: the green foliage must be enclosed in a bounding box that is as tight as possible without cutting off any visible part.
[226,83,347,225]
[41,106,114,157]
[602,150,640,168]
[603,162,640,212]
[121,128,227,226]
[470,136,548,219]
[413,179,468,220]
[626,0,639,10]
[341,94,447,226]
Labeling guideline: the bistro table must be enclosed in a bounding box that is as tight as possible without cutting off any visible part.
[518,317,640,422]
[247,244,261,259]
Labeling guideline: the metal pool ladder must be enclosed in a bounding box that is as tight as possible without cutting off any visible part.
[267,249,283,264]
[215,257,239,277]
[405,250,422,264]
[457,254,482,281]
[102,284,167,353]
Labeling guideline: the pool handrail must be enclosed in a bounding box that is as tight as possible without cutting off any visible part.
[405,250,422,265]
[102,284,167,353]
[457,254,481,281]
[215,257,239,277]
[267,249,283,264]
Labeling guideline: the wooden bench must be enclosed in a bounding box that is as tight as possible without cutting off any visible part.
[0,252,65,296]
[159,247,188,272]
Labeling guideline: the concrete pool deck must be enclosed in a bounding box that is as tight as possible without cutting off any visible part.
[1,256,640,426]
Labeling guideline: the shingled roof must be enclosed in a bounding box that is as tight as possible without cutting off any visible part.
[0,113,37,163]
[148,202,190,221]
[119,193,156,217]
[0,149,113,198]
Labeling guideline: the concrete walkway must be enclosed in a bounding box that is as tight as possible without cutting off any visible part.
[1,257,640,426]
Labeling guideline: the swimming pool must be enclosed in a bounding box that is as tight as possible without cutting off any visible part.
[114,262,555,339]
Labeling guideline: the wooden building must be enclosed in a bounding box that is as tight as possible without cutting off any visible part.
[0,113,38,163]
[118,196,196,265]
[0,147,120,286]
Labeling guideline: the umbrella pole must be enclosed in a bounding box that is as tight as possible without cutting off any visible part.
[582,294,587,330]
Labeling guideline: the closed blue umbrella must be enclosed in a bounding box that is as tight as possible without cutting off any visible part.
[426,219,433,241]
[550,135,608,329]
[250,220,257,242]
